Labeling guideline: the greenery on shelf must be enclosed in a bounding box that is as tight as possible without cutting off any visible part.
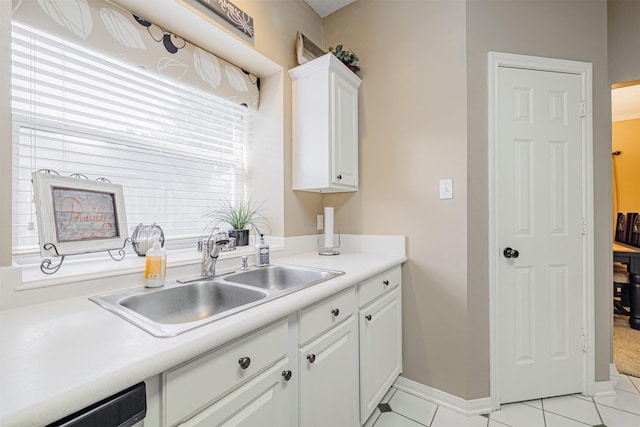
[328,44,360,72]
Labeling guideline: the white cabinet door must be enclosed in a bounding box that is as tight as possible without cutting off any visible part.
[289,53,361,193]
[180,359,291,427]
[331,70,358,189]
[298,316,359,427]
[359,286,402,424]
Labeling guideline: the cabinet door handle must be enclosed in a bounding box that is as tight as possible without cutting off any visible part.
[336,174,342,180]
[282,370,292,381]
[307,354,316,364]
[383,280,390,286]
[365,314,372,321]
[238,356,251,369]
[331,308,340,317]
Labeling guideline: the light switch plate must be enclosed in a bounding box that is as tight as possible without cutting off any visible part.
[439,179,453,199]
[317,214,324,230]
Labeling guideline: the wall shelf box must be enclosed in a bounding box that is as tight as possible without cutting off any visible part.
[289,53,362,193]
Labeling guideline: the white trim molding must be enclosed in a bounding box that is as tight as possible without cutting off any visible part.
[394,376,492,417]
[488,52,595,410]
[594,363,619,398]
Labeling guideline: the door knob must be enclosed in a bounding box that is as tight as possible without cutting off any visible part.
[336,174,342,180]
[503,247,519,259]
[282,370,292,381]
[331,308,340,317]
[307,354,316,364]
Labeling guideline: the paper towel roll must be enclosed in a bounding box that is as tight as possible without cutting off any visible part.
[324,207,334,248]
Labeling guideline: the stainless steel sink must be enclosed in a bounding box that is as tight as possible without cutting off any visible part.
[120,282,268,324]
[91,281,268,337]
[224,264,341,291]
[91,264,343,337]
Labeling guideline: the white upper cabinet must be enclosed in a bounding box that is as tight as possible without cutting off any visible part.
[289,53,362,192]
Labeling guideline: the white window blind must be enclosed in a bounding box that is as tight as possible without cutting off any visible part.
[11,22,252,253]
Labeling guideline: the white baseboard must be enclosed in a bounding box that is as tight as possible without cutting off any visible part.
[393,376,491,417]
[610,362,620,380]
[589,363,618,398]
[592,380,616,397]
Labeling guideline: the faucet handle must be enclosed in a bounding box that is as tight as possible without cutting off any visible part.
[240,256,249,271]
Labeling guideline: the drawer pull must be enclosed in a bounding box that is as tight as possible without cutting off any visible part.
[337,174,342,180]
[307,354,316,364]
[331,308,340,317]
[282,370,292,381]
[383,280,390,286]
[365,314,372,321]
[238,356,251,369]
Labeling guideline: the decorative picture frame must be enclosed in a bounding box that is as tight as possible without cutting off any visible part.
[194,0,254,38]
[32,172,129,258]
[296,31,325,65]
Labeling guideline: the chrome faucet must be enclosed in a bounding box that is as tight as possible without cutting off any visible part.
[198,230,230,278]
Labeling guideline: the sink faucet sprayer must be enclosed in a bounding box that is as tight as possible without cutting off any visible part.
[198,229,230,278]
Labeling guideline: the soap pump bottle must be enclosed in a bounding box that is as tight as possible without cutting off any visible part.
[145,235,166,288]
[255,234,269,267]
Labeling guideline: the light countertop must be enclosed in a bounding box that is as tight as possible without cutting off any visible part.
[0,250,405,427]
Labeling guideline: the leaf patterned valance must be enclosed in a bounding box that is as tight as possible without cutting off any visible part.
[12,0,260,110]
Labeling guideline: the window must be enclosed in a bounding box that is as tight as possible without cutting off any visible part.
[11,22,253,254]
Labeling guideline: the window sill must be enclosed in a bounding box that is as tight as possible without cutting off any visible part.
[13,239,284,291]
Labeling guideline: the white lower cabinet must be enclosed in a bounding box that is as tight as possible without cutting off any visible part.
[298,287,359,427]
[298,317,359,426]
[154,265,402,427]
[179,358,291,427]
[162,319,289,426]
[358,268,403,424]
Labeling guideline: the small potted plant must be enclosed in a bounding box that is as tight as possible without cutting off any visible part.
[204,198,270,246]
[328,44,360,73]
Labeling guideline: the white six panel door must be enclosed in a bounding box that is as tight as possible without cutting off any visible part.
[497,66,584,404]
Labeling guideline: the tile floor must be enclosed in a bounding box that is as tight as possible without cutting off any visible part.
[367,374,640,427]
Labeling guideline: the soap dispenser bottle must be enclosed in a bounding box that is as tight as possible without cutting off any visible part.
[255,234,269,267]
[145,235,166,287]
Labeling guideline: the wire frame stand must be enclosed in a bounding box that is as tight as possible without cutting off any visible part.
[40,238,131,275]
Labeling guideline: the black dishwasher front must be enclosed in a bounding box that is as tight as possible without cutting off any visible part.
[46,382,146,427]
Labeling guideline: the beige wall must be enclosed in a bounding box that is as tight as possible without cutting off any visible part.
[612,119,640,213]
[324,0,471,398]
[465,0,611,388]
[207,0,326,237]
[325,0,612,399]
[237,0,327,237]
[608,0,640,84]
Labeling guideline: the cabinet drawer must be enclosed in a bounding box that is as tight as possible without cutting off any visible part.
[179,358,291,427]
[164,319,288,426]
[358,265,401,307]
[298,287,355,346]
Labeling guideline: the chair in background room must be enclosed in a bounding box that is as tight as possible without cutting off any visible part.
[613,212,637,315]
[614,262,631,315]
[629,215,640,248]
